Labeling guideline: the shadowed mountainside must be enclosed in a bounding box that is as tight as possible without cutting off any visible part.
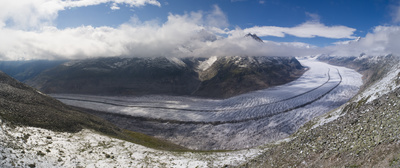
[26,56,306,98]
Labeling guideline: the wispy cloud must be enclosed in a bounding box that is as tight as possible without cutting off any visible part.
[243,22,356,39]
[206,5,229,28]
[391,2,400,23]
[305,12,320,23]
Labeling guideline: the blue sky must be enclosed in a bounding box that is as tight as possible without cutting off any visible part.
[55,0,393,46]
[0,0,400,60]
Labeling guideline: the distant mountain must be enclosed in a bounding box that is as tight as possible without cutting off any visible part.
[0,60,66,82]
[194,56,305,98]
[26,56,306,98]
[245,33,264,43]
[317,54,397,90]
[27,57,202,96]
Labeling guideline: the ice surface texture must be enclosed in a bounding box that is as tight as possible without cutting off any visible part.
[53,58,362,149]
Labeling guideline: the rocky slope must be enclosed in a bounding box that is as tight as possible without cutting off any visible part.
[27,56,306,98]
[0,70,262,167]
[0,71,186,151]
[238,54,400,167]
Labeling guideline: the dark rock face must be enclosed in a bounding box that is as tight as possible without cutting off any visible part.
[27,57,201,96]
[194,56,305,98]
[245,33,264,43]
[27,56,306,98]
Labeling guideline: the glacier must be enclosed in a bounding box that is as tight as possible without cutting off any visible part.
[52,58,363,150]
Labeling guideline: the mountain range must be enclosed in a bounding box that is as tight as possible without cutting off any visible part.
[21,56,305,98]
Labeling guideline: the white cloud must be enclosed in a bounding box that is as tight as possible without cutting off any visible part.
[206,5,229,28]
[0,2,334,61]
[326,26,400,56]
[0,0,160,29]
[110,3,121,10]
[63,0,161,8]
[0,8,320,61]
[244,22,356,39]
[305,12,320,22]
[391,3,400,23]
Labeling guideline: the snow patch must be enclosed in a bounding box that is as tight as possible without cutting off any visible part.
[167,57,187,67]
[355,63,400,103]
[198,56,217,71]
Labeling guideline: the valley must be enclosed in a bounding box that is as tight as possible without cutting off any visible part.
[51,58,362,150]
[2,1,400,167]
[2,54,400,167]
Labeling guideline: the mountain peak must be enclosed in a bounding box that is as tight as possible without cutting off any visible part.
[245,33,264,43]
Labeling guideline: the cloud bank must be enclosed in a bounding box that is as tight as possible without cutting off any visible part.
[0,10,317,60]
[327,26,400,56]
[6,1,398,60]
[0,2,324,60]
[243,22,356,39]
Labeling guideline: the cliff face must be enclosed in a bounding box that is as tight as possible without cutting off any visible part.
[27,56,306,98]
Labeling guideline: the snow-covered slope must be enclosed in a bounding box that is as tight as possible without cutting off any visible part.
[197,56,217,71]
[0,119,262,167]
